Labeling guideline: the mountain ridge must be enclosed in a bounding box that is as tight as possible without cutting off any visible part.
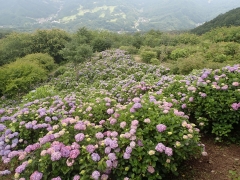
[191,7,240,34]
[1,0,240,32]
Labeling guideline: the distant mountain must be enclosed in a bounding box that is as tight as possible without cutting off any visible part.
[1,0,240,32]
[191,7,240,35]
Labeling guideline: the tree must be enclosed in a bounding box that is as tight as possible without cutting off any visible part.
[30,29,71,63]
[0,32,32,66]
[76,27,93,44]
[60,41,93,80]
[132,32,143,49]
[92,37,112,52]
[140,51,156,63]
[60,40,93,66]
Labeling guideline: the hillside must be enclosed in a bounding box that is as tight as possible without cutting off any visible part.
[191,7,240,35]
[1,0,240,32]
[0,23,240,179]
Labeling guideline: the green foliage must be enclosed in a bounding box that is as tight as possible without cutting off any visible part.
[18,53,56,72]
[143,30,162,47]
[92,37,112,52]
[0,32,32,66]
[60,41,93,65]
[154,45,175,61]
[170,48,189,60]
[132,32,143,49]
[119,46,138,54]
[76,27,93,44]
[202,26,240,43]
[22,85,58,102]
[30,29,71,63]
[174,33,200,45]
[53,66,68,77]
[228,170,240,180]
[0,29,13,39]
[203,62,229,70]
[0,59,47,96]
[140,51,157,63]
[150,58,160,65]
[176,55,205,75]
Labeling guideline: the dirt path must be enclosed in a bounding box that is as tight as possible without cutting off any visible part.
[172,136,240,180]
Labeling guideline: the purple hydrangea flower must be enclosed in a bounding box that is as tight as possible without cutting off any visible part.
[45,116,51,122]
[69,149,80,159]
[0,109,5,114]
[155,143,166,152]
[91,153,101,162]
[0,124,6,131]
[75,133,85,142]
[130,108,136,113]
[108,153,117,161]
[51,152,62,161]
[131,120,139,126]
[112,160,118,168]
[165,147,173,156]
[30,171,43,180]
[132,97,141,103]
[86,145,95,153]
[109,140,118,149]
[120,121,127,128]
[107,108,114,114]
[106,160,112,168]
[110,131,118,137]
[51,177,61,180]
[147,166,155,173]
[123,152,131,159]
[137,140,143,146]
[132,103,142,109]
[91,171,100,180]
[231,103,240,110]
[73,175,80,180]
[60,147,70,158]
[109,118,117,125]
[15,162,28,174]
[0,170,11,175]
[181,104,187,109]
[125,146,132,154]
[105,147,111,154]
[74,123,86,130]
[156,124,167,132]
[95,132,104,139]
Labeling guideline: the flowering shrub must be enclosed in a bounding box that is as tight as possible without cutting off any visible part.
[185,65,240,140]
[0,94,202,179]
[4,49,240,179]
[162,65,240,141]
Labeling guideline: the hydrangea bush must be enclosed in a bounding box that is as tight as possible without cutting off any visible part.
[0,94,202,179]
[0,49,238,179]
[162,65,240,141]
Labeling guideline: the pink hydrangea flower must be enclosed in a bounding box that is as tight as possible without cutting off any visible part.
[156,124,167,132]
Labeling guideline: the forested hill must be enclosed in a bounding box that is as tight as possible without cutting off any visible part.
[1,0,240,32]
[191,7,240,35]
